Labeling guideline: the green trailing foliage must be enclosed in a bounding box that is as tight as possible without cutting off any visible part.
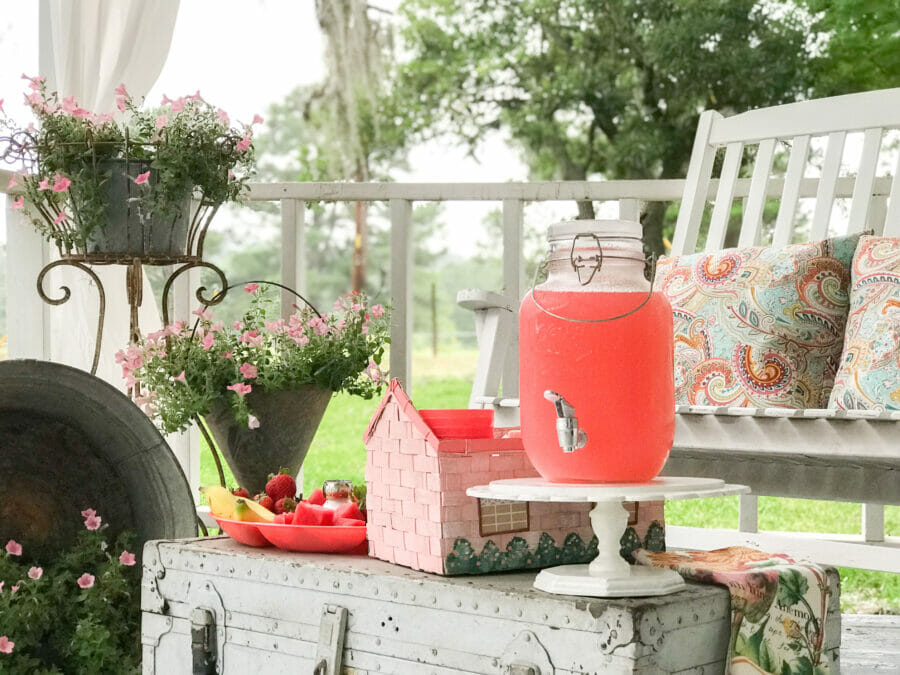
[121,285,390,433]
[0,519,141,674]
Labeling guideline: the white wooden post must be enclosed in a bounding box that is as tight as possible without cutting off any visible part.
[501,199,524,398]
[862,504,885,543]
[618,199,641,223]
[738,494,759,533]
[280,198,307,491]
[390,199,413,388]
[6,201,51,360]
[280,199,307,315]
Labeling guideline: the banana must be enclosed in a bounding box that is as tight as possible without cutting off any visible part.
[233,497,275,523]
[201,485,238,519]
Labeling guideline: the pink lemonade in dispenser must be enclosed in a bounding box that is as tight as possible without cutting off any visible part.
[519,220,674,483]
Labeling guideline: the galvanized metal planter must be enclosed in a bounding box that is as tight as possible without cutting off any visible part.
[0,360,196,562]
[85,159,191,258]
[203,386,333,495]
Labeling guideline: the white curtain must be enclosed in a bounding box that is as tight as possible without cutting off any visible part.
[41,0,180,385]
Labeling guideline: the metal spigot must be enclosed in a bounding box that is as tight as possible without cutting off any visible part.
[543,390,587,453]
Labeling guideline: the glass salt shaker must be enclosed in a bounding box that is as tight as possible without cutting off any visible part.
[322,479,354,510]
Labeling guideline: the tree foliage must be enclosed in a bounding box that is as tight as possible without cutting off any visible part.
[391,0,817,252]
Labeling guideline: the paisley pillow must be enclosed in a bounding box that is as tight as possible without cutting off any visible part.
[828,236,900,411]
[656,234,860,408]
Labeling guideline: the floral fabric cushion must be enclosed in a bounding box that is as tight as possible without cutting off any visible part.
[828,236,900,411]
[656,234,860,407]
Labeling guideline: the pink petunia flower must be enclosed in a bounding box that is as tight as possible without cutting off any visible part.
[27,566,42,580]
[239,362,258,379]
[114,83,128,97]
[116,96,127,112]
[61,96,78,114]
[366,359,384,383]
[52,174,71,192]
[172,370,186,383]
[220,350,234,359]
[155,114,168,129]
[0,636,13,654]
[5,540,21,556]
[161,94,173,106]
[84,514,101,530]
[189,89,203,102]
[232,320,244,331]
[119,551,136,566]
[371,304,385,318]
[236,136,251,152]
[227,382,252,396]
[0,582,4,592]
[53,211,68,224]
[307,317,329,336]
[247,415,260,429]
[171,96,186,113]
[37,178,50,190]
[6,175,17,189]
[134,171,150,185]
[216,108,230,126]
[244,283,259,293]
[10,585,18,594]
[192,306,213,321]
[240,330,263,347]
[81,508,97,519]
[252,113,264,125]
[11,196,24,210]
[76,573,95,589]
[201,333,215,350]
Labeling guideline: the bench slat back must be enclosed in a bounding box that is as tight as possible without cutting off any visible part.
[672,88,900,256]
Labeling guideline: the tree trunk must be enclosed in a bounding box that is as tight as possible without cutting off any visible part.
[641,200,667,260]
[576,199,596,219]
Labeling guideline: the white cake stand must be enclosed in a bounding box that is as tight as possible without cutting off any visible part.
[467,476,749,598]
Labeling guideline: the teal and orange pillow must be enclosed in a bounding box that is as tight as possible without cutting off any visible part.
[656,233,860,408]
[828,235,900,411]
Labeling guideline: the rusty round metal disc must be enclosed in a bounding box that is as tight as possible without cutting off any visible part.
[0,360,196,562]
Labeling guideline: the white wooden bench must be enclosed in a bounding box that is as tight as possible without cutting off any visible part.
[461,87,900,572]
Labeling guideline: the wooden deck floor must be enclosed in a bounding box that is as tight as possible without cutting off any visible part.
[842,614,900,673]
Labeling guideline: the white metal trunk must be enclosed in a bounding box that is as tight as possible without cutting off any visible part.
[142,537,841,674]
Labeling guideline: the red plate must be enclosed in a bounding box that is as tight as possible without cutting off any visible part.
[213,516,271,547]
[256,522,368,552]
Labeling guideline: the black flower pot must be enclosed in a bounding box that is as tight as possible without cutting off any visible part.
[85,159,191,258]
[203,386,333,495]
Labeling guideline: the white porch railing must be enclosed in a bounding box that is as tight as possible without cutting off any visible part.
[2,172,897,571]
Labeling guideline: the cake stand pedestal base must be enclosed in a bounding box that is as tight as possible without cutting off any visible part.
[467,476,749,598]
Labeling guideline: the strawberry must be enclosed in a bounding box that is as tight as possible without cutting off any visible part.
[231,487,250,498]
[306,488,326,506]
[274,497,297,514]
[265,469,296,502]
[256,494,274,511]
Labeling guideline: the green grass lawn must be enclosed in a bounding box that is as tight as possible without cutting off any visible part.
[200,364,899,614]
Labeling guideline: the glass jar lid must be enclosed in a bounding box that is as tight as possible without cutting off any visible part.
[547,219,643,242]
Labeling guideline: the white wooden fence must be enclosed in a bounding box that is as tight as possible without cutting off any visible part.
[2,172,896,570]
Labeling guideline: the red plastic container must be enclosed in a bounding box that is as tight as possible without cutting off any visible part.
[419,409,494,439]
[213,516,271,547]
[256,523,368,552]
